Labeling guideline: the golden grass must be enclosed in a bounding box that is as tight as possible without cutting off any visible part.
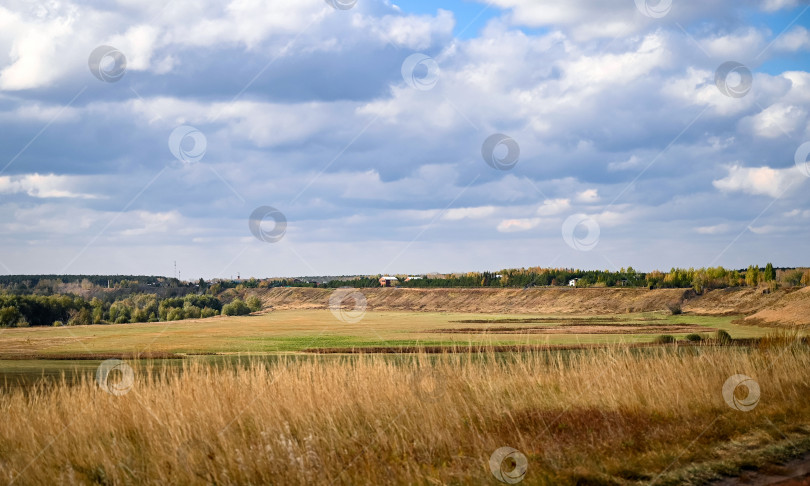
[2,341,810,485]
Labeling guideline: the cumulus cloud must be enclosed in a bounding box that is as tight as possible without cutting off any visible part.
[0,0,809,275]
[713,165,799,198]
[0,174,98,199]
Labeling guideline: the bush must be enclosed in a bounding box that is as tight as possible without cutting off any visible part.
[201,307,218,319]
[183,305,202,319]
[654,335,676,344]
[246,296,262,313]
[53,321,64,327]
[666,302,683,315]
[715,329,733,345]
[684,333,703,342]
[166,308,185,321]
[222,299,251,317]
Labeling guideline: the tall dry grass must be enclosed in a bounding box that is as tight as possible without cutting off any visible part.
[2,342,810,485]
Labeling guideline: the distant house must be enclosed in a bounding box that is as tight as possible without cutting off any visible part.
[379,276,399,287]
[404,276,423,282]
[568,278,579,287]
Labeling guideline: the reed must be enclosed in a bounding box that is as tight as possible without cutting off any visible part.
[2,342,809,485]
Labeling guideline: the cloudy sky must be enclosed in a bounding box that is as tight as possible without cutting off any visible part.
[0,0,809,279]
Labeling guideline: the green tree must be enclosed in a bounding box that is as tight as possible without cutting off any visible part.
[222,299,251,316]
[745,265,760,287]
[0,306,21,327]
[246,296,262,312]
[763,263,776,282]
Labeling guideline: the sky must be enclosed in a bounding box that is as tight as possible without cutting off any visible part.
[0,0,809,279]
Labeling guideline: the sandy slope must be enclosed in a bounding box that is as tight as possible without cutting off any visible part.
[742,287,810,327]
[254,287,689,314]
[248,286,810,326]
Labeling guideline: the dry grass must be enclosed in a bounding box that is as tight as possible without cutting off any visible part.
[2,341,810,485]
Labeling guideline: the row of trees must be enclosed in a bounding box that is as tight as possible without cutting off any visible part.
[0,293,263,328]
[325,265,810,292]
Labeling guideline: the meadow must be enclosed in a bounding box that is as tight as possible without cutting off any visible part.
[1,340,809,485]
[0,310,770,358]
[0,309,807,484]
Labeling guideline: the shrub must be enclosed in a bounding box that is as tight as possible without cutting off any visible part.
[222,299,251,317]
[246,296,262,313]
[715,329,733,345]
[201,307,218,319]
[183,305,202,319]
[654,335,676,344]
[53,321,64,327]
[684,333,703,342]
[666,302,683,315]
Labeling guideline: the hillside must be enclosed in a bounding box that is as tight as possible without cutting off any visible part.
[742,287,810,327]
[252,287,689,314]
[248,286,810,325]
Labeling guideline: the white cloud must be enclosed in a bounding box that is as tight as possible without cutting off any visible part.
[442,206,495,221]
[772,26,810,52]
[695,223,730,234]
[496,218,541,232]
[608,155,642,171]
[741,103,807,138]
[713,165,799,198]
[536,198,570,216]
[575,189,599,203]
[0,173,98,199]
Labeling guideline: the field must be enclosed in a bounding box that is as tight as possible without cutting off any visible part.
[1,297,809,485]
[0,310,771,357]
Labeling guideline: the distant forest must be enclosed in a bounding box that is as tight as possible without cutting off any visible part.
[0,264,807,328]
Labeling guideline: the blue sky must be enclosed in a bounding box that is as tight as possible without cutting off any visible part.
[0,0,809,279]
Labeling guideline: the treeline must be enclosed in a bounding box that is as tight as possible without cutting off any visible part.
[329,264,809,292]
[0,275,183,289]
[0,293,263,328]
